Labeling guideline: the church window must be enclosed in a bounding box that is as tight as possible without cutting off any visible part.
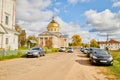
[5,16,9,25]
[6,38,8,44]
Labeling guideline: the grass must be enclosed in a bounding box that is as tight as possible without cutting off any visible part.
[108,50,120,79]
[0,51,26,61]
[0,54,21,61]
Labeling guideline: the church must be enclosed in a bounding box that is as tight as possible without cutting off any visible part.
[38,17,68,48]
[0,0,18,50]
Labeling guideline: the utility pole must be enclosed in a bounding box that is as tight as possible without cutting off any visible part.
[106,33,109,50]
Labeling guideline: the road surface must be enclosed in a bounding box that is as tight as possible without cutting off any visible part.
[0,49,117,80]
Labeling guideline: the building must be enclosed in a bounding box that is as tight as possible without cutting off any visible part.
[0,0,18,50]
[38,17,68,48]
[98,39,120,50]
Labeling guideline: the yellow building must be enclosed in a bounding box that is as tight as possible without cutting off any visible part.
[38,17,68,48]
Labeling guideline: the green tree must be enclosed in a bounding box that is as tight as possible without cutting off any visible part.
[72,34,82,46]
[90,39,98,47]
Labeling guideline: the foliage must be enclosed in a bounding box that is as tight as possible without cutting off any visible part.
[18,47,28,50]
[15,24,26,47]
[43,47,59,54]
[0,51,25,61]
[45,38,53,48]
[81,43,90,48]
[90,39,98,47]
[72,34,82,46]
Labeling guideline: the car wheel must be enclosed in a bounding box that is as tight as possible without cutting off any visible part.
[109,62,113,66]
[43,53,45,56]
[37,54,40,58]
[90,59,94,65]
[26,55,29,58]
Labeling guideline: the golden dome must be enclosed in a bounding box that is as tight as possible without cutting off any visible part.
[47,17,59,28]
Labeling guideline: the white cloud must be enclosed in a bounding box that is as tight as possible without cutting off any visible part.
[112,0,120,7]
[84,9,120,40]
[16,0,95,43]
[55,17,95,43]
[16,0,53,36]
[67,0,89,4]
[16,0,53,22]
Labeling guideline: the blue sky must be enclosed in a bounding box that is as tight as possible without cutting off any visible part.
[16,0,120,43]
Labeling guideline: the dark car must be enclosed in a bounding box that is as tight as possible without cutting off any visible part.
[87,47,96,57]
[80,47,85,52]
[90,48,113,66]
[26,47,46,58]
[59,47,66,52]
[67,47,73,53]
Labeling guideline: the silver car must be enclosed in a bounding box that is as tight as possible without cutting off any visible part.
[26,47,46,58]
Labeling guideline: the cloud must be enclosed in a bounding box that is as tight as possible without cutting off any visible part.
[16,0,53,36]
[84,9,120,40]
[55,17,95,43]
[112,0,120,7]
[67,0,89,4]
[16,0,95,43]
[16,0,53,22]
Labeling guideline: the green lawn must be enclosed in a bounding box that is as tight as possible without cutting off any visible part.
[108,50,120,78]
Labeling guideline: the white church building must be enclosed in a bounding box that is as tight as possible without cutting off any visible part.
[0,0,18,50]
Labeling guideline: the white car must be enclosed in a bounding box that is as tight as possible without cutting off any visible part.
[59,47,66,52]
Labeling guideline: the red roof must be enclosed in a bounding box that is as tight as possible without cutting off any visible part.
[98,39,120,44]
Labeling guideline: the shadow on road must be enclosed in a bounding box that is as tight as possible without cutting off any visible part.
[75,59,91,66]
[77,54,87,58]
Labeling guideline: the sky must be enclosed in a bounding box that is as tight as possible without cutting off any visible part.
[16,0,120,43]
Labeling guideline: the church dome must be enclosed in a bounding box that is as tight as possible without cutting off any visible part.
[47,17,60,32]
[47,17,59,28]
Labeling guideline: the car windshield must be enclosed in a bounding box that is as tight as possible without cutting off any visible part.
[60,47,65,49]
[31,47,40,50]
[94,49,108,55]
[69,48,72,49]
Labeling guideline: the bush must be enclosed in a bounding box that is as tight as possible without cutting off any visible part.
[52,48,59,52]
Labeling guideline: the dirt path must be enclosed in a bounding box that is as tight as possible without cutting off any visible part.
[0,49,114,80]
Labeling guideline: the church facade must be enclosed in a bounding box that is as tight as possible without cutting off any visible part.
[38,17,68,48]
[0,0,18,50]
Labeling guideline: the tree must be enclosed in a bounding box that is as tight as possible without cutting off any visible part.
[45,38,52,48]
[15,24,26,47]
[90,39,98,47]
[72,34,82,46]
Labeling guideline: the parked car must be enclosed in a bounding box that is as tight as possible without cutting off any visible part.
[59,47,66,52]
[87,47,96,57]
[80,47,84,52]
[83,48,88,54]
[90,48,113,66]
[67,47,73,53]
[26,47,46,58]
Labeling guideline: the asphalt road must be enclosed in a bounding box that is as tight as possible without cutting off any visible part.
[0,49,115,80]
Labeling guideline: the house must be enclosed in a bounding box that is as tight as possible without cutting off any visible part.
[38,17,68,48]
[0,0,18,50]
[98,39,120,50]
